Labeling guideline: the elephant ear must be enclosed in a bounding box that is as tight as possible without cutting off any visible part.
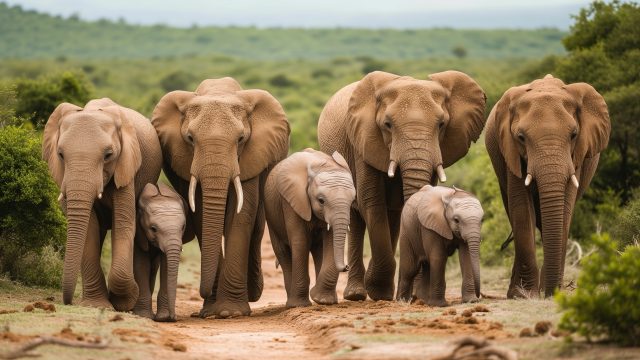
[331,151,350,171]
[237,89,290,181]
[429,71,487,168]
[564,83,611,167]
[417,186,454,240]
[347,71,400,172]
[43,102,83,186]
[101,105,142,188]
[276,152,321,221]
[493,85,529,178]
[152,91,197,180]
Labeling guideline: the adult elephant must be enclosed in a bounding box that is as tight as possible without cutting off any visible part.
[318,71,486,301]
[43,98,162,310]
[152,78,290,318]
[485,75,610,298]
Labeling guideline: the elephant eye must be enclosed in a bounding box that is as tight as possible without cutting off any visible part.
[104,149,113,161]
[150,225,158,233]
[517,132,525,143]
[384,121,392,130]
[187,133,194,145]
[438,121,444,129]
[58,151,64,160]
[571,129,578,140]
[238,135,244,143]
[318,197,325,205]
[453,217,460,224]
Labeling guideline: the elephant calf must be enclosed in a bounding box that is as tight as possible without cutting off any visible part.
[396,185,484,307]
[265,149,356,307]
[133,183,193,322]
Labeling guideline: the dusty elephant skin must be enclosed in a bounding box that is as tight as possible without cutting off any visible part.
[396,185,484,307]
[133,183,192,322]
[152,77,290,318]
[317,70,486,301]
[42,98,162,311]
[264,149,356,307]
[484,75,611,298]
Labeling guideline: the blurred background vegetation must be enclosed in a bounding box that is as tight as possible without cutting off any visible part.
[0,1,638,292]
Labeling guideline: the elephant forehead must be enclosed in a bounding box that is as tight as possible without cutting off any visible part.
[61,112,115,132]
[450,197,483,214]
[189,95,245,113]
[314,171,355,190]
[380,79,446,100]
[146,202,185,218]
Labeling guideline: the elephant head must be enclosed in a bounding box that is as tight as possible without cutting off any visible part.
[418,186,483,298]
[493,74,610,296]
[276,149,356,272]
[136,183,188,321]
[347,71,486,200]
[152,78,290,299]
[43,98,142,305]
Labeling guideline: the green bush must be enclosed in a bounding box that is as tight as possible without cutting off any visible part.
[14,71,92,128]
[612,195,640,247]
[0,125,66,287]
[556,233,640,346]
[11,245,64,288]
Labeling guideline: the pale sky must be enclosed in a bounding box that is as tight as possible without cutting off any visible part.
[5,0,592,28]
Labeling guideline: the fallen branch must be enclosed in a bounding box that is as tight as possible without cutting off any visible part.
[435,336,518,360]
[1,337,109,359]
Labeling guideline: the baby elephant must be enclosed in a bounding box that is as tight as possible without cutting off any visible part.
[396,185,484,306]
[133,183,193,321]
[265,149,356,307]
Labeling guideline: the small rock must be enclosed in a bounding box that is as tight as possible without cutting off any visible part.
[442,308,457,316]
[23,304,34,312]
[110,314,124,322]
[519,327,535,337]
[534,321,552,335]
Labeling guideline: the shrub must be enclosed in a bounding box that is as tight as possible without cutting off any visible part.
[159,70,197,92]
[556,233,640,346]
[0,126,66,287]
[269,74,295,88]
[612,195,640,247]
[14,71,92,128]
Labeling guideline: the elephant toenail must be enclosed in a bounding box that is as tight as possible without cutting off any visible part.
[220,310,230,317]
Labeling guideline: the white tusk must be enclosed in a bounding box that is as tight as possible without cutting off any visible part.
[524,174,533,186]
[189,175,197,213]
[387,160,397,178]
[233,176,244,214]
[571,174,579,188]
[436,164,447,182]
[97,192,102,200]
[327,223,331,231]
[221,236,225,259]
[348,225,350,232]
[57,193,63,202]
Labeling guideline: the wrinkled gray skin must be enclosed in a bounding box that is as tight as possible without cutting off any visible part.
[133,183,193,322]
[396,185,483,306]
[265,149,356,307]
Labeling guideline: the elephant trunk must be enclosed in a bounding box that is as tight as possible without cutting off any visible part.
[537,176,567,297]
[61,183,94,305]
[164,246,181,320]
[330,209,350,272]
[198,174,229,299]
[466,237,481,299]
[400,156,434,202]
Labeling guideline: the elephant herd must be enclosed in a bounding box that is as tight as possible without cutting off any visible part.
[43,71,610,321]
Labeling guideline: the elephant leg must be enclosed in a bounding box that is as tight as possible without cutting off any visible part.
[310,236,323,279]
[413,263,430,303]
[269,225,293,301]
[427,257,448,307]
[310,230,339,305]
[288,233,312,308]
[132,247,153,319]
[357,160,395,301]
[396,232,419,302]
[343,208,367,301]
[506,173,539,298]
[79,209,111,309]
[247,197,265,302]
[210,177,259,318]
[458,247,479,303]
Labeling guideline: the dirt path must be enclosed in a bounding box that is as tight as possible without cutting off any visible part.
[151,231,347,360]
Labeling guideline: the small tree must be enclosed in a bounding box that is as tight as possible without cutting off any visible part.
[451,45,468,58]
[14,71,92,129]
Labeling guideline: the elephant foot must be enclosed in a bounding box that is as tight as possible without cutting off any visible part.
[507,286,539,299]
[343,281,367,301]
[364,278,395,301]
[200,300,251,319]
[79,297,113,310]
[286,297,312,308]
[132,308,154,319]
[310,286,338,305]
[462,295,480,303]
[427,298,449,307]
[109,291,138,312]
[154,309,177,322]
